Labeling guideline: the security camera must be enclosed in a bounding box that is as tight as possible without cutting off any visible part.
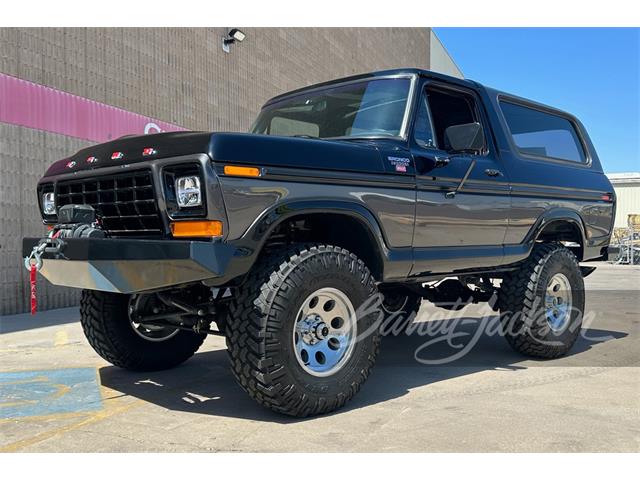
[223,28,246,53]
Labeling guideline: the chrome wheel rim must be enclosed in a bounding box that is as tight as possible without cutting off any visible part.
[293,287,357,377]
[128,295,180,342]
[544,273,573,332]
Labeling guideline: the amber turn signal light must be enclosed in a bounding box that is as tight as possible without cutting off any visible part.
[170,220,223,237]
[223,165,261,177]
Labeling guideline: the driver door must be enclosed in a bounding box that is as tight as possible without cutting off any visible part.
[410,82,511,274]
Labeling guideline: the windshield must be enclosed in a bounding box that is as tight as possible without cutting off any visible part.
[250,77,412,139]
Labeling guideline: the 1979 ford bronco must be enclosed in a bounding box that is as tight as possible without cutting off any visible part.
[24,69,615,416]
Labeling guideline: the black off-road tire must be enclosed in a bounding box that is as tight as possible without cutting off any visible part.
[379,288,422,336]
[498,243,585,359]
[80,290,206,371]
[225,244,381,417]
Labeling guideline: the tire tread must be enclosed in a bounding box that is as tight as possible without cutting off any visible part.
[498,242,583,358]
[80,290,205,371]
[225,244,380,417]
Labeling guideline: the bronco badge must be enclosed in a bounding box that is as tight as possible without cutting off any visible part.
[387,156,410,172]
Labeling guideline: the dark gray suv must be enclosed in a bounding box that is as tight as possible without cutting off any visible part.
[25,69,615,416]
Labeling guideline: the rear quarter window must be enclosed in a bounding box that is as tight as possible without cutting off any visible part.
[500,100,587,163]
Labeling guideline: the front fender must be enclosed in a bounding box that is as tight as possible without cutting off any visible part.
[212,199,412,285]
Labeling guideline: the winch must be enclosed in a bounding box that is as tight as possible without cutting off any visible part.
[25,204,105,268]
[53,204,106,239]
[24,204,105,314]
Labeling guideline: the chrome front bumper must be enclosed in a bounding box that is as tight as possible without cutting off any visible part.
[22,237,235,293]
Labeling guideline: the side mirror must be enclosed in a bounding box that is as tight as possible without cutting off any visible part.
[444,122,486,154]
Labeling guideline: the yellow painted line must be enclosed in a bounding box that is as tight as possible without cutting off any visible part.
[0,410,90,425]
[0,367,140,452]
[50,383,72,400]
[53,330,68,347]
[0,396,142,452]
[0,376,49,385]
[0,400,37,408]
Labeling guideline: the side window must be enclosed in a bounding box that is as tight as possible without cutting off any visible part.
[500,101,586,163]
[426,87,480,151]
[413,93,436,148]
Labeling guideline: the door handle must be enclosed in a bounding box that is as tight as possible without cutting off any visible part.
[434,156,450,168]
[484,169,503,177]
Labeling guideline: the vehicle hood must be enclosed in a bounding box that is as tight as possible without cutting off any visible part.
[42,132,386,178]
[208,133,385,173]
[42,131,214,177]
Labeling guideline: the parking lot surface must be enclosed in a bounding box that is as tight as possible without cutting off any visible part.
[1,262,638,452]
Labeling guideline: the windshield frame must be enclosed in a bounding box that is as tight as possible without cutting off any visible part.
[253,73,419,141]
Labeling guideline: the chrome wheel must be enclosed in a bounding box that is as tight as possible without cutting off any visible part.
[128,294,180,342]
[293,287,357,377]
[544,273,573,332]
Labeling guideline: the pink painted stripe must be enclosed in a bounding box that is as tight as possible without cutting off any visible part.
[0,73,186,143]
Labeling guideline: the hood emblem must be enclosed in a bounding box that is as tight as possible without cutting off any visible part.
[111,151,124,160]
[86,156,99,164]
[142,147,157,156]
[66,160,77,169]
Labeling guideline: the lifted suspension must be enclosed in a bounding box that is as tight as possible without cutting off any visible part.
[129,287,230,336]
[419,276,499,311]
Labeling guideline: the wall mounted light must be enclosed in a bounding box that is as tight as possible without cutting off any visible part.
[222,28,246,53]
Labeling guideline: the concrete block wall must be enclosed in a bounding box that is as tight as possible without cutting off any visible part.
[0,27,430,314]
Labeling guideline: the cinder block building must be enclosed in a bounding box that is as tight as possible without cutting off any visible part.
[0,27,461,314]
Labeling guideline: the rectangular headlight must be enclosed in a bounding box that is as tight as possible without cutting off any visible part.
[42,192,56,215]
[175,175,202,208]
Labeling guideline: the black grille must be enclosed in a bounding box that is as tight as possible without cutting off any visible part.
[56,171,163,236]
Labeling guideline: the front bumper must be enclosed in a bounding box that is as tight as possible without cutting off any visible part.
[22,237,235,294]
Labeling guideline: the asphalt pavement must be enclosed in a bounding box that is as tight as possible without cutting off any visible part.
[1,262,638,452]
